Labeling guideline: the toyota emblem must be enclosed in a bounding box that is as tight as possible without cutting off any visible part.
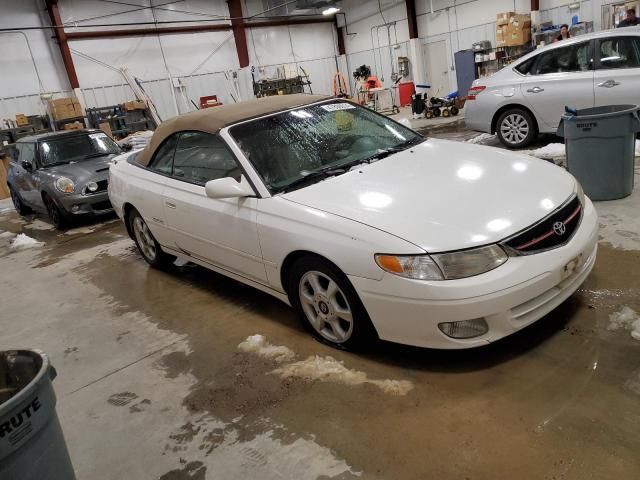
[553,221,566,236]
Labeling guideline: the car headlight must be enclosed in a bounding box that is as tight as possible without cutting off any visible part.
[575,180,585,206]
[55,177,75,194]
[86,181,98,193]
[376,245,508,281]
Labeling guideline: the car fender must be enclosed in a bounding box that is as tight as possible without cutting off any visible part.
[257,196,425,292]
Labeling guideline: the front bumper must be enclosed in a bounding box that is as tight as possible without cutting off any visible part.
[349,197,599,349]
[57,190,113,216]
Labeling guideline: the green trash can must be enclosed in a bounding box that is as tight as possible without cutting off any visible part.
[0,350,76,480]
[557,104,640,201]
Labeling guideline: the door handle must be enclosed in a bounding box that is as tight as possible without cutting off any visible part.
[526,86,544,93]
[597,79,620,88]
[165,201,176,209]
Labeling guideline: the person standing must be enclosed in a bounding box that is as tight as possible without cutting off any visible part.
[555,24,571,42]
[617,9,639,27]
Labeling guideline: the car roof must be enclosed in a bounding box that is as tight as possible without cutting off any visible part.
[136,93,331,167]
[17,129,104,143]
[511,26,640,66]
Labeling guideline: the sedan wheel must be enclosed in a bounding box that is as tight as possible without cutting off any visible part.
[128,209,176,269]
[299,270,353,343]
[289,256,377,350]
[497,108,536,148]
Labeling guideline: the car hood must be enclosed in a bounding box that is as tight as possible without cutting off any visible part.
[282,138,576,252]
[43,155,117,180]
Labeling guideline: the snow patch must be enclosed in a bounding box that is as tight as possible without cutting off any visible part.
[608,306,640,340]
[271,355,414,396]
[238,335,295,363]
[10,233,44,250]
[397,118,412,129]
[0,198,14,213]
[25,219,55,231]
[0,231,14,239]
[466,133,496,145]
[523,143,566,160]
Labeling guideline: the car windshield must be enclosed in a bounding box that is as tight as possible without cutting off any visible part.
[39,132,121,167]
[229,101,422,192]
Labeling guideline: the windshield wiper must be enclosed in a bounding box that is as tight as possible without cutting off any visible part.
[361,137,425,164]
[278,165,349,193]
[83,152,113,159]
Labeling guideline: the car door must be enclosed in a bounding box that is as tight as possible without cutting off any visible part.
[520,40,595,130]
[14,142,43,208]
[594,35,640,106]
[161,131,267,283]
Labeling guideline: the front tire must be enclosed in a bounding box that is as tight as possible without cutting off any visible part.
[44,194,68,229]
[288,256,376,350]
[128,209,175,269]
[9,186,31,215]
[496,108,536,149]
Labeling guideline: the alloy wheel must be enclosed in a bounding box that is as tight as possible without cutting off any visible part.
[10,189,21,212]
[500,113,530,145]
[298,270,354,343]
[133,216,157,262]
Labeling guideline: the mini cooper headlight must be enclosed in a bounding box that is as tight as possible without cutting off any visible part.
[376,245,508,281]
[55,177,75,194]
[86,181,99,193]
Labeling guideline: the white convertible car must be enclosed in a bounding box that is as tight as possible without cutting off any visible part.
[108,94,598,349]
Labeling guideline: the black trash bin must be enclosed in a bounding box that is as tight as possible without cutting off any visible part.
[0,350,76,480]
[558,105,640,201]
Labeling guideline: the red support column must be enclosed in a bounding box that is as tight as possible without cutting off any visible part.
[227,0,250,68]
[405,0,418,39]
[46,0,80,89]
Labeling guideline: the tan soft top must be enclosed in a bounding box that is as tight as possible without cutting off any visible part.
[136,93,330,166]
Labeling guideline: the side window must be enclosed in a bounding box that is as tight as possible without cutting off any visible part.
[532,42,591,75]
[515,57,535,75]
[149,134,178,174]
[172,132,241,185]
[598,37,640,69]
[18,143,36,169]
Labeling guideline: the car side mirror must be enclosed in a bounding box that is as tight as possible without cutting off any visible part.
[205,175,254,199]
[21,160,33,171]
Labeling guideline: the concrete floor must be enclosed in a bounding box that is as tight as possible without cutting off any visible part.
[2,125,640,479]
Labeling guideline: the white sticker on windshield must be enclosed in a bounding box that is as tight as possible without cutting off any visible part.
[321,103,356,112]
[89,133,108,140]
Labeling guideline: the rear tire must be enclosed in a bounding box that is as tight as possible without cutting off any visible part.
[442,108,451,117]
[128,208,176,269]
[433,108,441,117]
[44,194,68,230]
[496,108,537,149]
[288,256,377,350]
[9,186,31,215]
[450,106,459,116]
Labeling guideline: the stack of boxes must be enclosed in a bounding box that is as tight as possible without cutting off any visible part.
[48,97,83,121]
[123,100,147,111]
[15,114,29,127]
[496,12,532,47]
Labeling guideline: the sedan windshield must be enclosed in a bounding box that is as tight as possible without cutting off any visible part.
[229,101,422,192]
[39,132,121,167]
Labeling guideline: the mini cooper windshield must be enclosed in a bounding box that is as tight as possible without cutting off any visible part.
[230,101,423,193]
[39,133,121,167]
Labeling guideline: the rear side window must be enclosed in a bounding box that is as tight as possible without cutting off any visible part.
[515,57,535,75]
[172,132,241,185]
[532,42,591,75]
[598,37,640,69]
[149,134,178,174]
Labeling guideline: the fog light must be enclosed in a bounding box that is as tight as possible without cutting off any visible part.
[71,205,80,213]
[438,318,488,339]
[86,181,98,192]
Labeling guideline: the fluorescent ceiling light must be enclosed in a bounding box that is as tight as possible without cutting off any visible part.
[322,7,340,15]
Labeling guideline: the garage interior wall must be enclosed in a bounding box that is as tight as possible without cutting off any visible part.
[0,0,630,121]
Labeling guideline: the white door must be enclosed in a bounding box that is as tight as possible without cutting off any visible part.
[520,40,595,130]
[161,131,267,283]
[423,41,449,96]
[594,35,640,106]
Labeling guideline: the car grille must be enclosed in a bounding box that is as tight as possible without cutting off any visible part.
[83,180,108,195]
[502,196,582,254]
[91,200,112,211]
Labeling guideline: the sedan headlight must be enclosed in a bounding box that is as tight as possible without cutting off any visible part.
[376,245,508,281]
[575,180,585,206]
[55,177,75,194]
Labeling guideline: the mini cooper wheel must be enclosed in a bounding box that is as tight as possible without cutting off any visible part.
[128,209,175,269]
[9,186,31,215]
[44,194,68,230]
[289,256,376,350]
[496,108,536,149]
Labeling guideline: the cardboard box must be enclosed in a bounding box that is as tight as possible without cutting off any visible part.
[506,24,532,46]
[497,11,515,26]
[15,114,29,127]
[98,122,113,139]
[49,97,83,121]
[0,155,10,200]
[509,14,531,29]
[496,25,507,47]
[124,100,147,111]
[63,122,84,131]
